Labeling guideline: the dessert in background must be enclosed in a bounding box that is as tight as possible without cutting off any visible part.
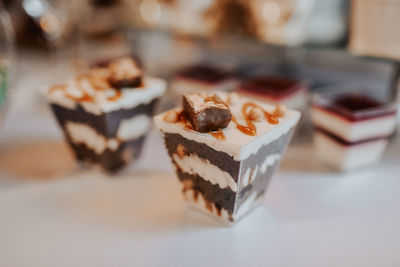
[45,57,166,172]
[238,76,308,110]
[311,93,397,171]
[170,64,238,98]
[154,92,301,224]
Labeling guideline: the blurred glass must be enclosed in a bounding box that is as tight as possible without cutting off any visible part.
[0,3,15,126]
[250,0,315,46]
[22,0,81,44]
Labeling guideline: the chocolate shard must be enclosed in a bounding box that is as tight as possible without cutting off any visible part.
[183,93,232,133]
[108,57,143,89]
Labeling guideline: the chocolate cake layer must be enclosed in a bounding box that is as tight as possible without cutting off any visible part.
[164,133,240,182]
[164,128,293,185]
[68,136,146,172]
[51,99,157,138]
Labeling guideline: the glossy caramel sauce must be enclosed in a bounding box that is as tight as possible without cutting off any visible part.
[210,129,226,140]
[226,94,281,136]
[243,102,279,124]
[231,115,256,136]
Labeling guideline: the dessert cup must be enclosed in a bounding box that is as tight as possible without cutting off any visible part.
[238,76,308,110]
[311,93,397,171]
[155,92,300,224]
[45,57,166,172]
[170,64,238,97]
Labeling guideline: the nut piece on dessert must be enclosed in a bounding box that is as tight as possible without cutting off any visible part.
[311,93,397,171]
[45,57,166,172]
[154,92,301,225]
[170,64,238,99]
[182,93,232,132]
[108,57,143,89]
[238,76,308,110]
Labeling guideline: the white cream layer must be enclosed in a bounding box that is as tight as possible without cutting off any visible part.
[311,107,397,142]
[314,131,388,171]
[65,122,118,154]
[46,77,166,115]
[117,115,151,140]
[154,92,301,160]
[173,153,237,191]
[240,153,280,188]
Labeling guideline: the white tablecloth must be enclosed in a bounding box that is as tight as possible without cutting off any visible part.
[0,52,399,267]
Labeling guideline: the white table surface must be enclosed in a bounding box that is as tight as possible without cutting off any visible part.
[0,53,400,267]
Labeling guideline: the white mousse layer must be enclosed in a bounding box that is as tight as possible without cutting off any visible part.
[173,153,237,191]
[65,113,150,155]
[154,92,301,160]
[311,107,397,142]
[65,122,119,154]
[117,115,151,140]
[314,131,388,171]
[46,76,166,115]
[240,154,280,188]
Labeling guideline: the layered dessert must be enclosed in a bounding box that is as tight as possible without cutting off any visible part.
[46,57,166,172]
[311,93,397,171]
[238,76,308,110]
[154,92,301,224]
[170,64,238,97]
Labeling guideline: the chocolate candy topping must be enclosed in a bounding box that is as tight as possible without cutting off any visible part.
[107,57,143,89]
[182,93,232,133]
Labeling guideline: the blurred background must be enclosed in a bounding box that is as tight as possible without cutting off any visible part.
[0,0,400,179]
[1,2,400,266]
[1,0,400,101]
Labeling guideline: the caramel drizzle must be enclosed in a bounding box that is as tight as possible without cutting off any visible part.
[226,94,280,136]
[50,72,123,103]
[210,129,226,140]
[231,114,256,136]
[243,102,279,124]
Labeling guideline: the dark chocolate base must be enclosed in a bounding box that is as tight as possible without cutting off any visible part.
[69,136,145,172]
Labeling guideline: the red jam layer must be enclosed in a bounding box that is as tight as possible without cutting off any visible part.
[239,76,306,101]
[313,94,397,122]
[176,65,233,84]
